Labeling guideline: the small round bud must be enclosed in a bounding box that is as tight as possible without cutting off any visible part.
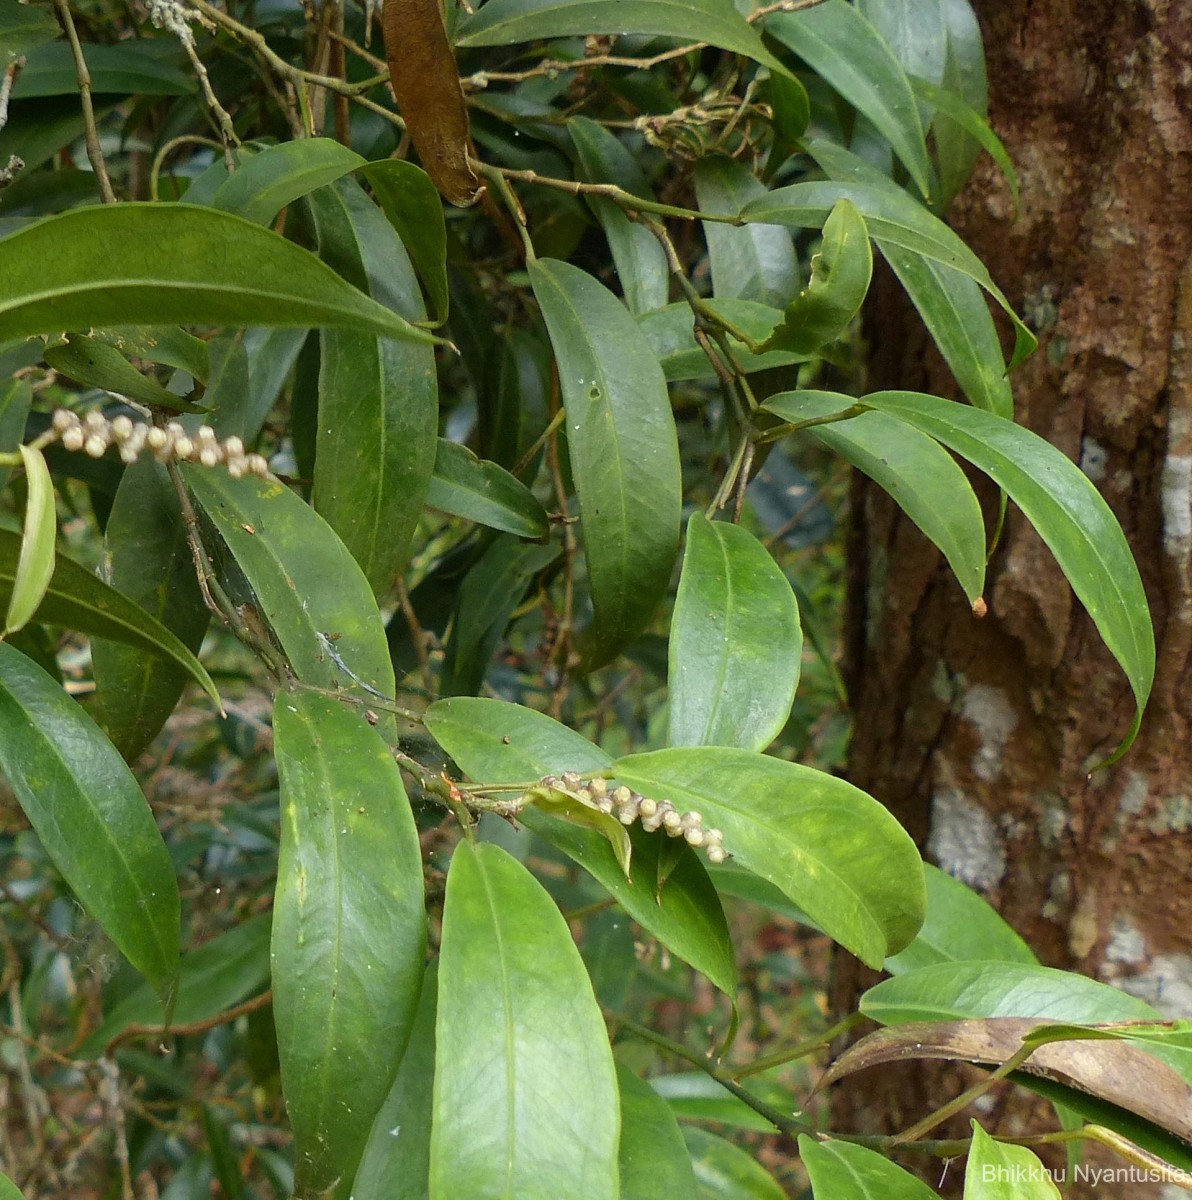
[638,797,657,818]
[227,460,245,479]
[612,785,632,806]
[680,811,702,831]
[561,771,582,790]
[247,454,269,476]
[540,775,558,789]
[119,446,140,463]
[173,436,195,460]
[52,409,78,432]
[707,845,727,864]
[84,410,108,432]
[146,427,168,450]
[199,447,220,467]
[84,434,107,458]
[704,829,724,848]
[110,415,134,441]
[662,809,683,835]
[588,777,608,797]
[165,421,185,438]
[62,426,85,452]
[223,435,245,458]
[198,425,218,443]
[595,794,615,814]
[683,828,705,847]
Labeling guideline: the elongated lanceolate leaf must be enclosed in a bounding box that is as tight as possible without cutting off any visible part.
[0,1172,23,1200]
[694,155,799,310]
[0,378,32,494]
[965,1124,1060,1199]
[740,180,1035,366]
[617,1066,697,1200]
[424,697,737,997]
[682,1127,786,1199]
[273,692,426,1199]
[427,439,550,538]
[0,528,218,705]
[860,390,1154,758]
[44,331,202,412]
[669,514,801,752]
[568,117,668,316]
[6,445,55,635]
[0,204,441,345]
[0,0,58,67]
[529,258,681,667]
[456,0,792,80]
[14,41,193,97]
[800,1135,942,1199]
[0,643,179,998]
[431,841,619,1200]
[767,0,932,200]
[763,390,986,606]
[185,470,396,715]
[211,138,365,226]
[615,747,925,966]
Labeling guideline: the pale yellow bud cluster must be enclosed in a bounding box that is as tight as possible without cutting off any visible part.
[547,771,728,863]
[50,409,269,478]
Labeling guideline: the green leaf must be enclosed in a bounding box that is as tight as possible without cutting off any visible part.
[92,324,212,385]
[801,1135,942,1199]
[529,258,681,667]
[694,156,798,309]
[273,692,426,1199]
[860,390,1154,758]
[15,41,194,98]
[618,1065,698,1200]
[763,390,986,606]
[569,117,669,316]
[456,0,793,80]
[651,1073,786,1133]
[0,0,58,67]
[5,445,56,634]
[440,537,561,696]
[614,747,925,967]
[739,180,1035,366]
[682,1127,786,1199]
[766,0,932,200]
[424,697,738,997]
[0,204,442,345]
[185,469,396,715]
[760,198,871,354]
[0,528,219,706]
[79,913,272,1057]
[309,177,438,592]
[855,0,947,89]
[0,643,179,998]
[0,1173,24,1200]
[639,299,813,382]
[427,439,550,538]
[933,0,990,206]
[431,841,619,1200]
[211,137,365,226]
[92,460,210,760]
[669,513,801,752]
[885,865,1036,974]
[351,963,438,1200]
[964,1123,1061,1199]
[43,330,201,412]
[363,160,450,326]
[205,325,307,443]
[0,377,31,493]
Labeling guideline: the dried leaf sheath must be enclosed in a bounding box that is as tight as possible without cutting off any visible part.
[383,0,483,206]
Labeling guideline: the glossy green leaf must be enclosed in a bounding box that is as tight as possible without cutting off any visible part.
[363,160,450,326]
[885,865,1036,974]
[424,697,738,997]
[767,0,932,199]
[0,0,58,66]
[530,258,681,667]
[0,642,179,997]
[0,527,218,705]
[800,1135,942,1199]
[205,325,307,443]
[569,117,669,315]
[0,1173,23,1200]
[855,0,947,88]
[352,964,437,1200]
[0,377,32,493]
[440,537,561,696]
[760,198,871,354]
[273,692,426,1199]
[79,912,272,1057]
[456,0,792,80]
[431,840,619,1200]
[5,445,55,634]
[93,460,210,760]
[694,156,798,309]
[309,177,438,591]
[618,1066,698,1200]
[185,469,396,714]
[43,330,201,412]
[92,324,212,384]
[801,139,1011,416]
[682,1127,785,1199]
[763,390,986,605]
[860,390,1154,758]
[933,0,990,206]
[203,1106,247,1200]
[639,300,812,382]
[740,180,1035,366]
[614,747,925,967]
[211,137,365,225]
[651,1073,785,1134]
[15,41,193,97]
[427,439,550,538]
[669,513,801,751]
[964,1123,1060,1199]
[0,204,441,345]
[490,326,552,472]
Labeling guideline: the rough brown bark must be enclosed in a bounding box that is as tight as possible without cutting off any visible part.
[834,1,1192,1195]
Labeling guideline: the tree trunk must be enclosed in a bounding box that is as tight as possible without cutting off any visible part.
[836,1,1192,1194]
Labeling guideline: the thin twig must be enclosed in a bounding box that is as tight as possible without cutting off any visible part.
[105,989,273,1056]
[54,0,116,203]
